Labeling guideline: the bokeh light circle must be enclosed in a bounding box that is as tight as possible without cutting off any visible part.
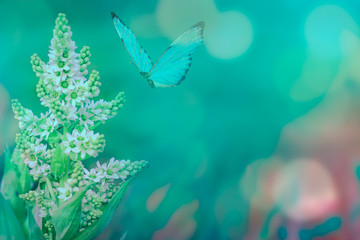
[273,159,338,222]
[156,0,218,40]
[205,11,253,59]
[340,30,360,82]
[289,55,336,102]
[239,158,282,210]
[305,4,358,58]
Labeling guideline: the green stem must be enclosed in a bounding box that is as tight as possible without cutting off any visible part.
[44,177,56,202]
[37,156,48,162]
[89,121,103,130]
[59,120,80,134]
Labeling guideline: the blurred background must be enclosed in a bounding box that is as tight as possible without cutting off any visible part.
[1,0,360,239]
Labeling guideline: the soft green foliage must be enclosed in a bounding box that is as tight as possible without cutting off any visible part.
[0,13,147,240]
[1,148,33,225]
[24,205,46,240]
[52,187,90,240]
[0,148,7,185]
[0,193,26,240]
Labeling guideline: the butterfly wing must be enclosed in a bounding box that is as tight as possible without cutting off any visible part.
[111,12,153,73]
[148,22,205,88]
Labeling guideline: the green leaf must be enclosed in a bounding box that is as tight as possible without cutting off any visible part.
[73,179,132,240]
[52,186,89,240]
[0,148,32,224]
[17,153,33,195]
[0,192,25,240]
[0,150,6,184]
[51,145,69,179]
[24,205,46,240]
[47,131,61,145]
[0,146,12,185]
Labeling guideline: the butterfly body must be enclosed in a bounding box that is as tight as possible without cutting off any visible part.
[111,12,204,88]
[139,71,149,78]
[137,71,155,88]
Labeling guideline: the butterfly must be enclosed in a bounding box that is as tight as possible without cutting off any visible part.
[111,12,205,88]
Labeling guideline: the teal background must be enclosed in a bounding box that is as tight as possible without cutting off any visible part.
[2,0,360,239]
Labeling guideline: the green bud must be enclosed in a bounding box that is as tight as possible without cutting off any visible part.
[58,61,65,68]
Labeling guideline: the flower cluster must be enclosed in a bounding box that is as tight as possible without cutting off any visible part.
[80,158,147,229]
[13,13,148,239]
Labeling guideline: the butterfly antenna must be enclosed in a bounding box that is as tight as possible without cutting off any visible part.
[111,12,117,19]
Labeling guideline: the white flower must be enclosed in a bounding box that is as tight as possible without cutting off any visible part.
[108,157,120,169]
[39,93,52,108]
[98,182,111,192]
[48,40,78,73]
[65,178,79,191]
[67,178,76,186]
[103,158,121,179]
[62,128,103,160]
[39,208,47,218]
[24,144,47,169]
[43,64,65,85]
[58,183,73,201]
[24,153,39,169]
[55,78,75,95]
[75,79,89,92]
[84,168,104,183]
[96,161,107,173]
[34,144,47,155]
[76,129,94,159]
[62,101,78,121]
[89,99,110,121]
[62,130,81,156]
[78,130,102,159]
[65,82,86,106]
[40,163,51,176]
[77,107,94,129]
[118,169,130,180]
[29,165,40,176]
[19,109,37,131]
[38,113,58,140]
[29,163,51,178]
[48,201,57,216]
[118,160,131,180]
[85,189,96,197]
[85,99,100,114]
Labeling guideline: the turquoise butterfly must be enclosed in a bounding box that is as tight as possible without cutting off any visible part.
[111,12,205,88]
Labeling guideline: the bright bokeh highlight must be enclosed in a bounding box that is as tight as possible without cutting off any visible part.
[273,159,338,222]
[305,4,358,58]
[156,0,252,59]
[205,11,253,59]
